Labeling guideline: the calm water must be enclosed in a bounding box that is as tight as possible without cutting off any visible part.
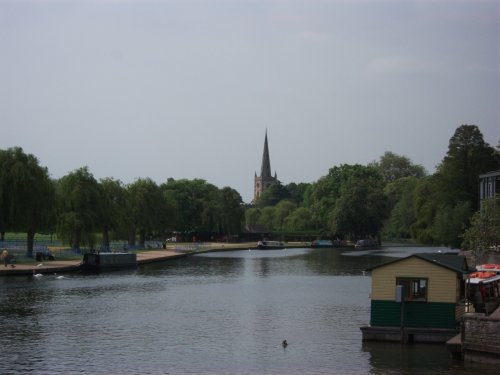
[0,246,496,375]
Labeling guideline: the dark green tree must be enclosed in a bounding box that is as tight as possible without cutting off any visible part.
[372,151,426,185]
[217,187,245,237]
[56,167,101,250]
[283,207,315,232]
[285,182,311,205]
[412,176,441,244]
[258,206,276,231]
[438,125,499,211]
[462,198,500,255]
[330,172,387,239]
[433,201,472,248]
[309,164,387,237]
[245,207,261,227]
[256,181,291,207]
[127,178,168,247]
[161,179,217,234]
[0,147,55,256]
[98,178,127,250]
[413,125,499,246]
[273,200,297,231]
[383,177,419,240]
[0,149,6,240]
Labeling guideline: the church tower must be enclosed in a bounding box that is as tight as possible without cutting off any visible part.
[253,131,277,203]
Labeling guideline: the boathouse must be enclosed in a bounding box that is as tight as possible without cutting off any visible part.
[361,253,470,343]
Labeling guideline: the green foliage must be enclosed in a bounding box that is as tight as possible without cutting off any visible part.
[0,147,55,254]
[258,206,276,231]
[372,151,426,185]
[330,172,387,238]
[437,125,499,210]
[462,199,500,255]
[2,123,496,247]
[99,178,127,248]
[161,179,244,239]
[245,207,261,226]
[283,207,315,232]
[218,187,245,235]
[432,201,472,248]
[309,164,387,238]
[273,200,297,231]
[162,179,216,233]
[285,182,311,205]
[412,176,442,244]
[56,167,101,250]
[412,125,499,246]
[127,178,170,246]
[256,181,291,207]
[383,177,419,239]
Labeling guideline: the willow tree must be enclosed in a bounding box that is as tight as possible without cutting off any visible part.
[217,187,245,236]
[127,178,168,247]
[0,147,55,256]
[56,167,101,250]
[99,178,127,251]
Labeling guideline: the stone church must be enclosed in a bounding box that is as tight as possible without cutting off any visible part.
[253,131,277,203]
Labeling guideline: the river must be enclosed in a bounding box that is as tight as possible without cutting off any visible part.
[0,246,496,375]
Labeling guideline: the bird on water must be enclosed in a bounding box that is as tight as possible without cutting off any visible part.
[282,340,288,348]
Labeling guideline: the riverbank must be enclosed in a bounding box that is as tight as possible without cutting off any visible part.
[0,241,309,276]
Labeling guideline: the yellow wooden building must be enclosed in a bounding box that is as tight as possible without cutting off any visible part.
[362,253,470,343]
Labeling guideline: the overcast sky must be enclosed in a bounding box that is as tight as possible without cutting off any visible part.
[1,0,499,203]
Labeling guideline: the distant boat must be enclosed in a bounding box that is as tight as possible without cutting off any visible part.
[354,239,379,249]
[311,240,334,248]
[257,240,285,249]
[82,252,137,271]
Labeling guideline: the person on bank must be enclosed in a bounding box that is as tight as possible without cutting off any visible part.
[473,285,485,313]
[2,249,9,267]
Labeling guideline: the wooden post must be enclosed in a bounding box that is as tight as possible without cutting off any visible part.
[396,285,405,344]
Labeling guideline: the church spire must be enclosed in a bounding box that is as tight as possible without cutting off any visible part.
[260,130,272,178]
[253,130,277,203]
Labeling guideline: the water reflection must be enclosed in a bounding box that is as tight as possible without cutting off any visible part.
[0,246,489,375]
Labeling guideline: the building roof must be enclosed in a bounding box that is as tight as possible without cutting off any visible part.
[479,170,500,178]
[368,253,470,274]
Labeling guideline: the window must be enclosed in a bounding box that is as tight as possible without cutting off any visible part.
[396,278,428,302]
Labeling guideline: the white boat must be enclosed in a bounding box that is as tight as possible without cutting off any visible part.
[257,240,285,249]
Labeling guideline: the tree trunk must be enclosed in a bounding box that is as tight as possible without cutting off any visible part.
[0,231,4,241]
[128,225,136,247]
[139,229,146,248]
[72,228,81,251]
[27,229,35,258]
[102,227,110,251]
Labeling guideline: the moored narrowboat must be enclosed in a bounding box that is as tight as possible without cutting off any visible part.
[257,240,285,249]
[82,252,137,271]
[311,240,334,248]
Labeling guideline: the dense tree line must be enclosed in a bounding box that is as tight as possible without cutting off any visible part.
[1,124,498,254]
[249,125,499,249]
[0,150,244,254]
